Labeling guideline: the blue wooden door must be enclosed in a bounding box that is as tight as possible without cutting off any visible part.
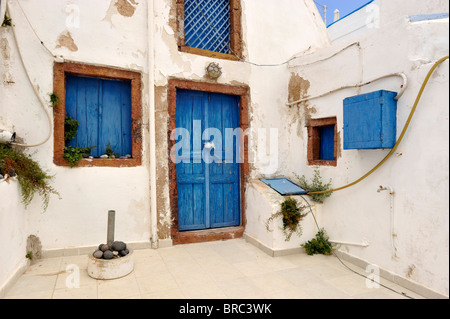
[175,90,240,231]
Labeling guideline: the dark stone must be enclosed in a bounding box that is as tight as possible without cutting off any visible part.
[119,249,129,257]
[93,250,103,259]
[98,243,105,250]
[100,244,109,252]
[103,250,114,259]
[112,241,126,251]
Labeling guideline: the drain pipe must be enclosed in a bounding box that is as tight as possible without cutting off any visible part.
[377,185,398,259]
[148,0,158,249]
[329,239,370,247]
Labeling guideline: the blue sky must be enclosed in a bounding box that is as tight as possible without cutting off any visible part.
[313,0,374,26]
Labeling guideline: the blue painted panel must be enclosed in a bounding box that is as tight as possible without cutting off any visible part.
[319,125,335,160]
[176,90,207,231]
[343,90,397,149]
[176,90,240,231]
[409,13,449,22]
[85,79,100,153]
[380,91,398,148]
[184,0,231,54]
[65,75,132,157]
[100,79,132,157]
[260,178,308,196]
[209,93,240,228]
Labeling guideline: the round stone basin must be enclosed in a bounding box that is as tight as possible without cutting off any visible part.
[87,250,134,280]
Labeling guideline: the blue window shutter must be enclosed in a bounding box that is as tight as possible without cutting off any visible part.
[319,125,335,160]
[343,90,397,149]
[184,0,231,54]
[65,75,132,157]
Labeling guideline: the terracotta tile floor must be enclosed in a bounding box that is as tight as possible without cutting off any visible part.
[3,238,424,299]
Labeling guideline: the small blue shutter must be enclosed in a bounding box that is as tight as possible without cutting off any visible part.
[319,125,335,160]
[184,0,231,54]
[343,90,397,149]
[65,75,132,157]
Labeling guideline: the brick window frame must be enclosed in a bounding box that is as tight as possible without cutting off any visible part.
[176,0,243,61]
[53,62,142,168]
[307,117,338,167]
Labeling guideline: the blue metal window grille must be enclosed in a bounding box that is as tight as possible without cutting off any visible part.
[184,0,231,54]
[260,178,309,196]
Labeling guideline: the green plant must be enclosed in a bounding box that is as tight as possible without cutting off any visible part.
[49,93,60,108]
[64,116,79,143]
[302,228,336,255]
[63,146,93,168]
[25,251,33,260]
[0,144,60,211]
[295,167,332,203]
[2,13,12,27]
[105,142,120,159]
[266,197,307,241]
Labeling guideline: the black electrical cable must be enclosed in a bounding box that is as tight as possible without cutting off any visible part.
[298,195,416,299]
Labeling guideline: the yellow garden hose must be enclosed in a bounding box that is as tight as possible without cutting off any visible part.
[308,55,449,195]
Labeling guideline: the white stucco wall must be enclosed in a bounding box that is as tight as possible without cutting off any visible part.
[151,0,330,237]
[286,0,449,296]
[327,0,381,42]
[4,0,446,298]
[1,0,330,291]
[244,180,318,253]
[1,0,151,253]
[0,182,28,295]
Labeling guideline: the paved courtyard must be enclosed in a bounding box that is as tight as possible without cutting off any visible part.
[3,238,423,299]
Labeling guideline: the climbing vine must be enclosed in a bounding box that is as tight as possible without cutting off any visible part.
[1,13,12,27]
[64,116,79,143]
[0,144,59,211]
[266,197,308,241]
[302,228,336,255]
[49,92,60,108]
[295,168,333,203]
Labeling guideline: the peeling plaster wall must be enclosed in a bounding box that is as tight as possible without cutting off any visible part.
[0,0,330,272]
[152,0,330,239]
[0,0,151,256]
[287,0,449,296]
[1,0,447,297]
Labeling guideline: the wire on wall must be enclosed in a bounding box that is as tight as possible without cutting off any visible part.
[14,0,56,59]
[192,0,297,67]
[286,72,408,106]
[306,56,449,196]
[298,195,415,299]
[5,1,53,148]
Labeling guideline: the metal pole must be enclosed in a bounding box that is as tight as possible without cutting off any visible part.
[107,210,115,247]
[324,5,327,26]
